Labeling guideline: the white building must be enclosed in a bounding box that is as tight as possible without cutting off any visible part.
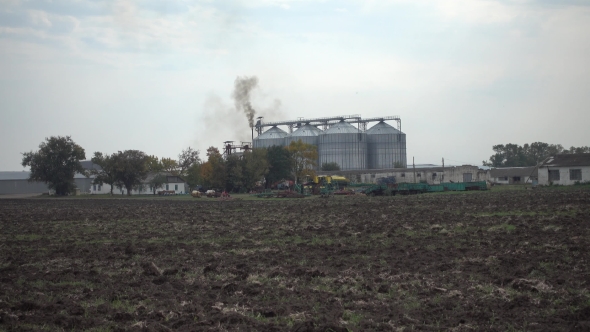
[0,172,92,195]
[90,173,187,195]
[538,154,590,186]
[490,166,537,185]
[318,165,490,184]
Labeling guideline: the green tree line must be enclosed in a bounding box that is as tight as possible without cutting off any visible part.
[483,142,590,167]
[22,136,320,195]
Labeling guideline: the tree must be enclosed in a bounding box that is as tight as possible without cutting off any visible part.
[90,152,118,195]
[160,157,179,175]
[146,155,164,173]
[483,142,590,167]
[567,146,590,154]
[21,136,86,196]
[148,174,167,195]
[112,150,149,196]
[201,147,226,189]
[265,146,292,188]
[321,162,340,171]
[178,147,201,177]
[184,163,202,192]
[242,148,269,191]
[287,140,318,184]
[225,154,243,192]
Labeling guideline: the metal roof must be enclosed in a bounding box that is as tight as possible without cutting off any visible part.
[323,121,360,134]
[255,126,288,139]
[80,160,102,171]
[0,172,31,180]
[144,172,185,183]
[541,153,590,167]
[289,124,322,137]
[1,160,100,181]
[0,172,90,180]
[366,121,402,135]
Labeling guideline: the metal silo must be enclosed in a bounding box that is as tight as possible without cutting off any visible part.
[285,124,322,147]
[285,124,322,169]
[253,126,287,148]
[318,121,367,170]
[367,121,407,169]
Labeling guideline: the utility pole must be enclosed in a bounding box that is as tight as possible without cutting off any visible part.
[440,158,445,183]
[413,157,416,184]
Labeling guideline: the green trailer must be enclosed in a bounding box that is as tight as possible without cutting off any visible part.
[437,181,488,191]
[396,183,430,194]
[348,180,488,196]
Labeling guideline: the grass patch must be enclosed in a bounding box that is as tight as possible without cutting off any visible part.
[487,223,516,232]
[15,234,42,241]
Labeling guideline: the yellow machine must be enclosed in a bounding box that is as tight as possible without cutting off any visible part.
[309,175,350,196]
[311,175,350,185]
[330,175,349,185]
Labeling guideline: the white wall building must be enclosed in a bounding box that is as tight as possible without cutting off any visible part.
[538,154,590,186]
[89,173,187,195]
[0,172,92,195]
[318,165,490,184]
[490,166,537,185]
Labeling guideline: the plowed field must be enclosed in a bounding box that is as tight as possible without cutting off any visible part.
[1,187,590,331]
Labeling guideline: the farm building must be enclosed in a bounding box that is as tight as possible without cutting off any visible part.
[0,172,93,195]
[0,161,188,196]
[89,173,187,195]
[318,165,490,185]
[538,153,590,185]
[490,167,537,185]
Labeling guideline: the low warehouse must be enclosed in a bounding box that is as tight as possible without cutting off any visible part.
[490,166,537,185]
[538,153,590,185]
[0,161,100,195]
[0,172,93,195]
[319,165,490,185]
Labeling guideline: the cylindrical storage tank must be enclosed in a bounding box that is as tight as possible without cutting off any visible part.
[318,121,367,170]
[367,121,407,169]
[253,126,288,148]
[284,124,322,147]
[285,124,322,169]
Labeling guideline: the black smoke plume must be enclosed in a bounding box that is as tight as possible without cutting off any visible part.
[232,76,259,128]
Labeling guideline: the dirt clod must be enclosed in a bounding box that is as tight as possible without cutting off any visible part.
[1,188,589,330]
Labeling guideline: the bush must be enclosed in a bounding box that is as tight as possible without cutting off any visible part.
[321,162,340,171]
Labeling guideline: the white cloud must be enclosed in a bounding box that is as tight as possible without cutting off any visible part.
[28,9,52,27]
[1,0,590,169]
[435,0,519,24]
[112,0,138,30]
[358,0,520,24]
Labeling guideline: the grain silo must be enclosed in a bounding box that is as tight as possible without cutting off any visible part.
[318,121,367,170]
[252,126,287,148]
[285,124,322,146]
[285,124,322,170]
[367,121,407,169]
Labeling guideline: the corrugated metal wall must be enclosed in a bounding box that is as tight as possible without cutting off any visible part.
[253,126,287,148]
[319,132,368,170]
[254,120,407,171]
[367,122,407,169]
[0,178,94,195]
[0,180,49,194]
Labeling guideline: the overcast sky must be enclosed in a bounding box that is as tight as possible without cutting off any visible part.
[1,0,589,170]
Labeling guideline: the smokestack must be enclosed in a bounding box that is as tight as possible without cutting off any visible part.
[232,76,259,128]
